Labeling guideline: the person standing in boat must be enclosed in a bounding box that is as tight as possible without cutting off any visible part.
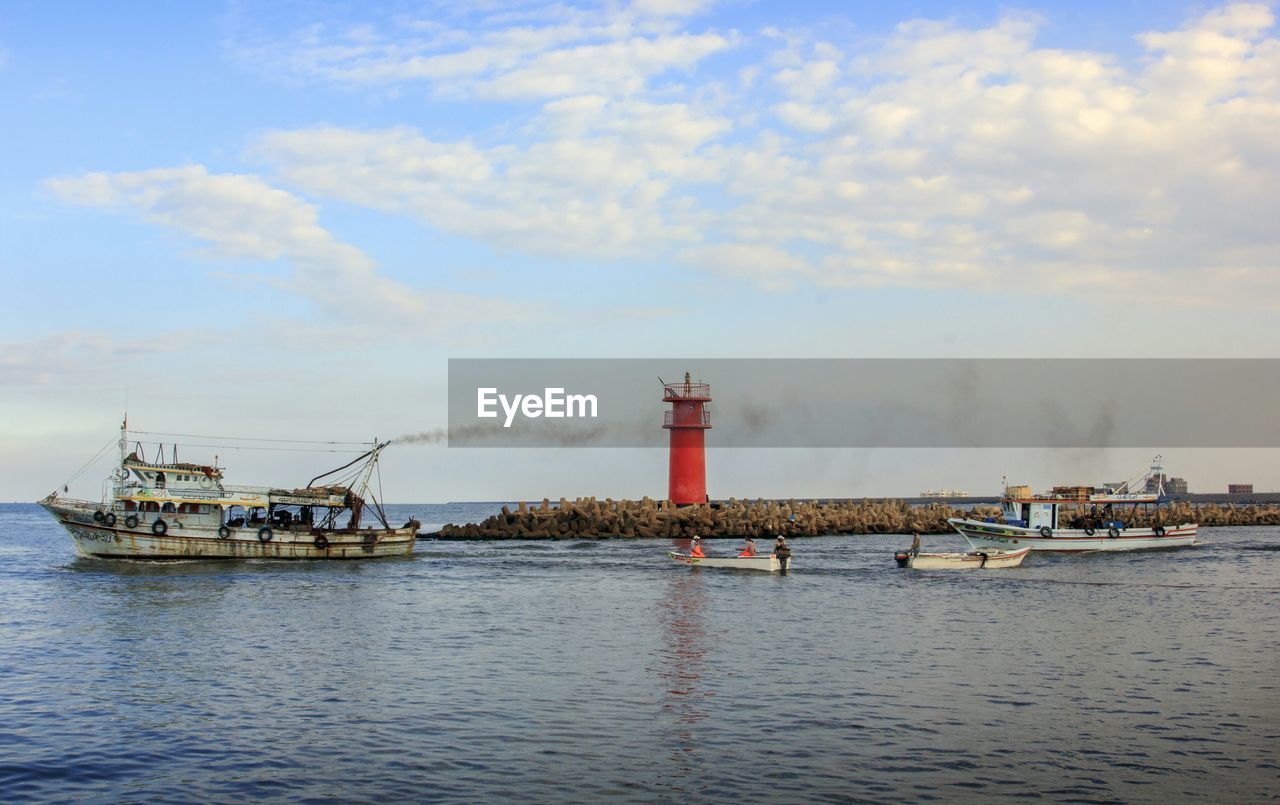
[773,535,791,570]
[910,531,922,556]
[690,535,706,558]
[738,537,757,557]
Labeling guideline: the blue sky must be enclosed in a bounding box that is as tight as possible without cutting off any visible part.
[3,0,1279,501]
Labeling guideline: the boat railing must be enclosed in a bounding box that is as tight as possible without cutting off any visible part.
[116,480,271,495]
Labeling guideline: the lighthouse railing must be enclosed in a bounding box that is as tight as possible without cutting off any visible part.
[664,410,712,427]
[662,382,711,400]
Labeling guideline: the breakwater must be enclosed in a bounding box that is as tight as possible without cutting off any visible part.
[1072,499,1280,528]
[432,498,999,539]
[428,498,1280,539]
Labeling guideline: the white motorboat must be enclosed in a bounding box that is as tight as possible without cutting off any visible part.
[894,546,1030,569]
[667,550,784,572]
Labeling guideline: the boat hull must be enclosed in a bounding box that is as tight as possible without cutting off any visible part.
[668,551,784,572]
[896,546,1030,569]
[42,499,416,560]
[947,518,1198,552]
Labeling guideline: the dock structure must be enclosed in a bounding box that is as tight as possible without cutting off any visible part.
[427,498,1280,540]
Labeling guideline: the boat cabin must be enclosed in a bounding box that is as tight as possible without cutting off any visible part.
[1001,488,1162,530]
[123,453,224,492]
[1001,499,1058,529]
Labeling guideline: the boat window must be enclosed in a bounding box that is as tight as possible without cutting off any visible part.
[155,472,166,489]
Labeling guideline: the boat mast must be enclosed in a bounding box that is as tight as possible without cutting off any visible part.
[114,414,128,499]
[351,439,391,528]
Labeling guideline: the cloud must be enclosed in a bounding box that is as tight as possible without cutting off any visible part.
[254,102,728,258]
[231,4,1280,306]
[0,331,169,387]
[704,4,1280,300]
[230,2,733,100]
[43,166,543,328]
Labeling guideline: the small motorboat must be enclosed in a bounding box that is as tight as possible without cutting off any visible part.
[667,550,784,572]
[894,546,1030,569]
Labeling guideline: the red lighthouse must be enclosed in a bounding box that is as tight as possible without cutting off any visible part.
[663,372,711,505]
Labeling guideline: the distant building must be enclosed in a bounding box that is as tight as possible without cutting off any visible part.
[1228,484,1253,494]
[1140,473,1187,494]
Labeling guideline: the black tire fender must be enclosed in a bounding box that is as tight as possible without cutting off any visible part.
[125,514,139,529]
[1039,526,1053,538]
[93,511,105,523]
[103,512,117,527]
[1108,526,1120,538]
[218,525,231,540]
[258,526,273,543]
[152,519,168,536]
[314,534,329,550]
[1084,527,1096,536]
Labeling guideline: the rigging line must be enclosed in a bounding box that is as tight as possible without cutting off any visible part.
[128,430,370,446]
[138,443,367,454]
[307,441,388,488]
[56,438,116,491]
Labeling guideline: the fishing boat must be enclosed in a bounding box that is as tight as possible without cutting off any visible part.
[39,420,419,560]
[894,546,1030,569]
[946,457,1197,553]
[667,550,784,572]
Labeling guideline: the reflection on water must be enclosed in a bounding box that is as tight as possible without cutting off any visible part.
[650,566,714,793]
[2,503,1279,801]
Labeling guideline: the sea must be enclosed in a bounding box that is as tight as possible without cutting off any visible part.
[1,502,1277,802]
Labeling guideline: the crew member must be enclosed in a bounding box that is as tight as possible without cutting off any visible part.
[773,535,791,570]
[690,535,706,558]
[738,537,757,557]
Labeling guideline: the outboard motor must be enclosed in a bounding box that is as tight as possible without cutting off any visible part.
[894,550,912,568]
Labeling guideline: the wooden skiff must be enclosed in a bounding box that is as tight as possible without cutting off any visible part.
[668,550,784,572]
[894,546,1030,569]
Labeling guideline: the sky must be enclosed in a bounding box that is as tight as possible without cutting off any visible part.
[3,0,1279,502]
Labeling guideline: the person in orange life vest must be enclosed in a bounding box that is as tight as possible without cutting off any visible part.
[738,537,757,557]
[690,535,706,558]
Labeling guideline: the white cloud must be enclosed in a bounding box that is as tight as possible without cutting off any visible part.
[228,3,1280,307]
[772,101,834,132]
[255,101,729,258]
[231,3,734,100]
[694,4,1280,301]
[629,0,712,16]
[0,331,163,387]
[43,166,542,329]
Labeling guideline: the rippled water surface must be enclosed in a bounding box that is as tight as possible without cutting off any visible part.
[2,502,1277,802]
